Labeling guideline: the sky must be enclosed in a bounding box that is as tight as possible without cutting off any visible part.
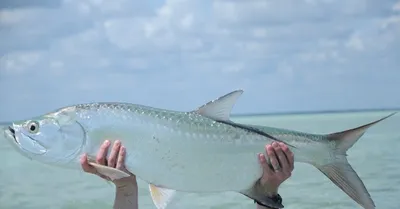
[0,0,399,121]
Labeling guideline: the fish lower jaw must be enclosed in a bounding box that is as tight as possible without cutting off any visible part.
[4,129,19,145]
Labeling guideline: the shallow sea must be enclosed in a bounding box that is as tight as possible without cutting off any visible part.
[1,110,399,209]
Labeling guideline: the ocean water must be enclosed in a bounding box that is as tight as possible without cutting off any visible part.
[0,110,399,209]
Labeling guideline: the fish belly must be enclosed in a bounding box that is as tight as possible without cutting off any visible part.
[129,135,268,192]
[84,125,269,192]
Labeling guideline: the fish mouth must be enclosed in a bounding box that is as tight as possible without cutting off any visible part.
[6,126,18,144]
[9,126,15,135]
[6,126,47,155]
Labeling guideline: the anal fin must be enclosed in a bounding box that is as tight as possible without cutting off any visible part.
[149,184,176,209]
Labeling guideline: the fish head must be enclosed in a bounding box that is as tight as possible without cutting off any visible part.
[4,109,86,165]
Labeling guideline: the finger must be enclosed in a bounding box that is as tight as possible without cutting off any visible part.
[264,145,274,170]
[80,154,96,174]
[116,146,134,175]
[258,150,273,176]
[108,140,121,168]
[280,142,294,171]
[96,140,110,165]
[267,142,280,172]
[273,142,289,172]
[116,145,126,170]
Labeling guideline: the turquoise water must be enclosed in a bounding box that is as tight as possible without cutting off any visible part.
[1,111,399,209]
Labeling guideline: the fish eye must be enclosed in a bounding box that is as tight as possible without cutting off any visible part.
[27,121,40,134]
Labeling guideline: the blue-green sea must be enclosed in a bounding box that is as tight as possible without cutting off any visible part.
[1,110,399,209]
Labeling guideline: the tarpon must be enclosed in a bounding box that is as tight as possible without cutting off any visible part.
[2,90,395,209]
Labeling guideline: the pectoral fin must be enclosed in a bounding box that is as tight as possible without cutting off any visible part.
[240,180,284,209]
[88,162,131,181]
[149,184,176,209]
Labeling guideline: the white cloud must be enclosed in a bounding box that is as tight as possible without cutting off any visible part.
[346,34,365,51]
[393,1,400,10]
[0,50,42,75]
[0,0,399,121]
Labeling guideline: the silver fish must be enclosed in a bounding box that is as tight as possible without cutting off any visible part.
[2,90,395,209]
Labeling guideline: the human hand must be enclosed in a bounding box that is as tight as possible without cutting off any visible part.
[80,140,137,187]
[258,142,294,195]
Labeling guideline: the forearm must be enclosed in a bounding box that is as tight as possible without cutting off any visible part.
[113,181,139,209]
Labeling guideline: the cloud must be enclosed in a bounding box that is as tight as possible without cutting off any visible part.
[0,0,399,120]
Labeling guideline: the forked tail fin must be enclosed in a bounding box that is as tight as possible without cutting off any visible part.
[314,112,396,209]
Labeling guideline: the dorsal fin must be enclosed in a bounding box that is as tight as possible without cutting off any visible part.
[194,90,244,121]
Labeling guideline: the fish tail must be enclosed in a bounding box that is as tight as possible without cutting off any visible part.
[315,112,396,209]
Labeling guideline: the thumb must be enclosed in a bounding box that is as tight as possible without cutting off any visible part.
[259,153,273,183]
[80,153,97,174]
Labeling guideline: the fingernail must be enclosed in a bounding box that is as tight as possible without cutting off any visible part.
[115,140,121,146]
[258,153,264,159]
[273,142,278,147]
[104,140,110,145]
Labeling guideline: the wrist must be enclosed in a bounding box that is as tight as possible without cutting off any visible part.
[114,176,138,193]
[259,182,279,197]
[114,176,137,186]
[254,193,283,209]
[265,187,278,197]
[115,182,138,198]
